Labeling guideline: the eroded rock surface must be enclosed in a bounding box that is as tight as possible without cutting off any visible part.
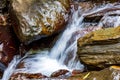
[10,0,70,44]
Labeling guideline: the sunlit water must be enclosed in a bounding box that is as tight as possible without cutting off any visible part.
[2,2,120,80]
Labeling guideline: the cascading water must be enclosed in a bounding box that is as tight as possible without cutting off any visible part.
[2,56,20,80]
[2,2,120,80]
[2,6,85,79]
[13,7,85,76]
[49,7,84,70]
[2,55,28,80]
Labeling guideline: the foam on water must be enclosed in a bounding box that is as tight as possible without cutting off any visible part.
[2,2,120,80]
[2,7,85,79]
[15,52,69,76]
[13,7,84,77]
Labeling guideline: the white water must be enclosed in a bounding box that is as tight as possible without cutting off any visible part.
[50,7,84,70]
[2,56,21,80]
[2,7,85,79]
[14,8,84,77]
[2,2,120,80]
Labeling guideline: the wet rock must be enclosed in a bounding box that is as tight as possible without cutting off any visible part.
[77,0,120,12]
[83,3,120,22]
[72,70,82,76]
[79,1,94,12]
[99,16,120,28]
[69,66,120,80]
[10,73,47,80]
[10,0,70,44]
[51,69,69,78]
[77,26,120,70]
[0,15,19,68]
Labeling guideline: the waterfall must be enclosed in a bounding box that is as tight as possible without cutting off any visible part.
[50,7,84,69]
[2,7,85,79]
[2,2,120,80]
[13,7,84,76]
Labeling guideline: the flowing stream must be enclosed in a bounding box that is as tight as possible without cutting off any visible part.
[2,2,120,80]
[2,6,85,80]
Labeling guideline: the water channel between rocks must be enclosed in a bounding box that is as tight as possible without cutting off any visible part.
[2,2,120,80]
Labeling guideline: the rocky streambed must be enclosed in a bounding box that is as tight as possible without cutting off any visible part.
[0,0,120,80]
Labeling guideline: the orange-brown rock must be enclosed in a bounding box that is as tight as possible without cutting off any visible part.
[51,69,69,78]
[72,70,82,76]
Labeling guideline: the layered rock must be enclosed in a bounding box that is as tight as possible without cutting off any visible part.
[69,66,120,80]
[77,26,120,69]
[78,1,120,32]
[83,3,120,22]
[10,0,70,44]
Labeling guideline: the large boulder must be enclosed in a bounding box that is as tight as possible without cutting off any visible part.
[9,0,70,44]
[77,26,120,69]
